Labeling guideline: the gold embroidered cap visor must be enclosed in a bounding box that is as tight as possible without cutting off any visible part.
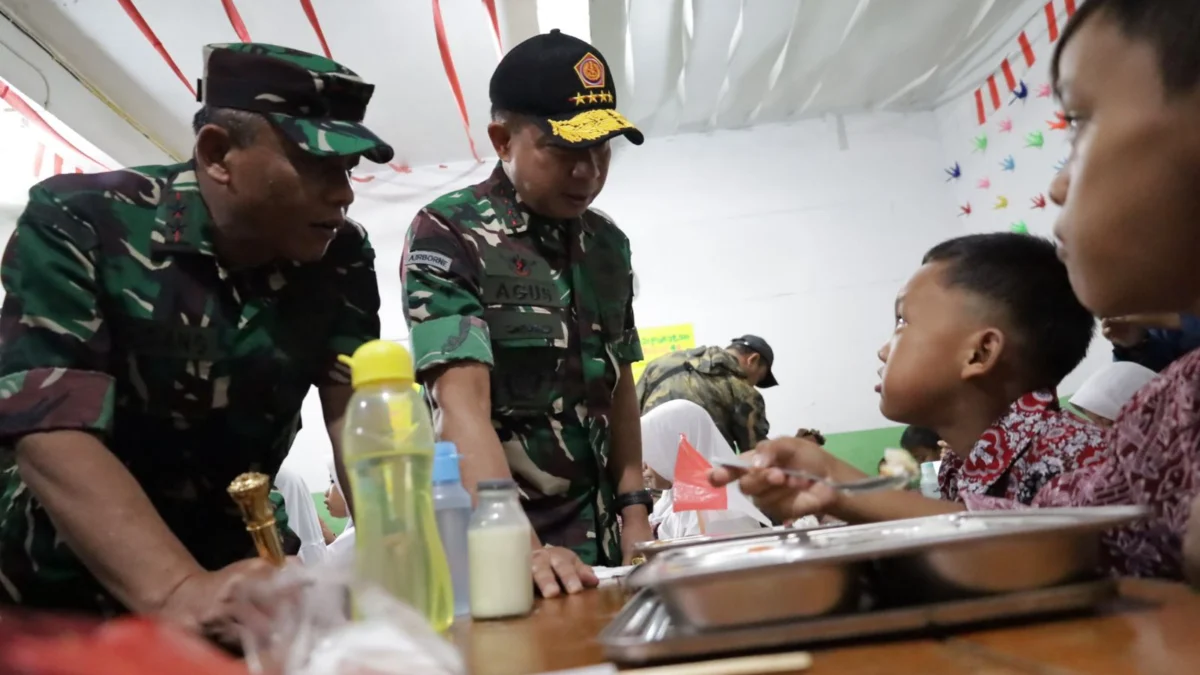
[536,107,644,149]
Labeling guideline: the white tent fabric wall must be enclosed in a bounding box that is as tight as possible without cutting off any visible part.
[0,0,1047,171]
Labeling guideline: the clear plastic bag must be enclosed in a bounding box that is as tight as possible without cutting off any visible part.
[239,560,465,675]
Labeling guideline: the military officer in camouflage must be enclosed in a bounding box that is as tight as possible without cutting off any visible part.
[401,30,652,597]
[0,43,388,640]
[637,335,779,453]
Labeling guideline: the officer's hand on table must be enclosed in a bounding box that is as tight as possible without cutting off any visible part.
[531,545,599,598]
[709,438,841,522]
[157,557,279,648]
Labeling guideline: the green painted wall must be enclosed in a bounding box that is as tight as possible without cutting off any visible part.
[823,425,905,474]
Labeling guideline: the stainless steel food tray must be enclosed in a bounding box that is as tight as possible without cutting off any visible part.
[634,523,835,561]
[627,506,1146,629]
[601,580,1118,666]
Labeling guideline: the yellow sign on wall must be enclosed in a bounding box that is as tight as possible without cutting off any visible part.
[632,324,696,382]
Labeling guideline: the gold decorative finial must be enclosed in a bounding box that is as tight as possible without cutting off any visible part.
[228,472,286,567]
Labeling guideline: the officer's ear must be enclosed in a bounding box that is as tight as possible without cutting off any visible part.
[488,121,514,162]
[195,124,236,186]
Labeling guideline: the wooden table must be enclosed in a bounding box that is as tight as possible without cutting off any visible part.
[450,579,1200,674]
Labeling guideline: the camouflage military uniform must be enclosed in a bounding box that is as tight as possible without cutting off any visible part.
[0,42,389,615]
[402,30,646,566]
[402,165,641,566]
[637,346,770,453]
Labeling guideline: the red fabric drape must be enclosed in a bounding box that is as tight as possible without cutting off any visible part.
[115,0,195,97]
[432,0,482,163]
[1,78,109,170]
[220,0,253,42]
[299,0,333,58]
[481,0,502,52]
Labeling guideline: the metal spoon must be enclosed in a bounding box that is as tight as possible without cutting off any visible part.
[714,459,912,495]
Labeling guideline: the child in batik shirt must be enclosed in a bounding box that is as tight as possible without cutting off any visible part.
[708,232,1105,525]
[718,0,1200,585]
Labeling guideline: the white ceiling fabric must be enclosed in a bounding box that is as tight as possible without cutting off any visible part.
[0,0,1048,172]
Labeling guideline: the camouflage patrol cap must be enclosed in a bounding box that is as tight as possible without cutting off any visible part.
[490,30,644,149]
[199,43,394,163]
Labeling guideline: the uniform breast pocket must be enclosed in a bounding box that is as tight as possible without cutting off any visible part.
[486,308,568,416]
[116,318,225,419]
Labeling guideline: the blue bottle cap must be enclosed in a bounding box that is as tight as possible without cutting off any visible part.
[433,441,462,484]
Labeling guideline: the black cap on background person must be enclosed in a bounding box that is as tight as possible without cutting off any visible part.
[730,335,779,388]
[490,29,644,148]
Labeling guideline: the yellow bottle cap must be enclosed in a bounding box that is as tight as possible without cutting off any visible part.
[337,340,415,389]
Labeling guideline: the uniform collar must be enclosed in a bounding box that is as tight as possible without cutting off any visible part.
[483,161,595,235]
[151,160,217,258]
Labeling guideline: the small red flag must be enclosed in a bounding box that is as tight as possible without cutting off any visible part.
[1045,2,1059,42]
[1001,59,1016,92]
[672,435,728,512]
[1065,0,1076,17]
[1019,32,1036,67]
[987,75,1001,110]
[975,89,986,125]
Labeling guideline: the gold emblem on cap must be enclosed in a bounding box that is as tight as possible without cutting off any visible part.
[574,52,606,90]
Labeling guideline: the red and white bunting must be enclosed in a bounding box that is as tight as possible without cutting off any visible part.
[972,0,1080,125]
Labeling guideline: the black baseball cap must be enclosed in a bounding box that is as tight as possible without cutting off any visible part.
[490,29,644,149]
[731,335,778,388]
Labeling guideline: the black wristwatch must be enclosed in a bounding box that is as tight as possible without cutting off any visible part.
[615,489,654,512]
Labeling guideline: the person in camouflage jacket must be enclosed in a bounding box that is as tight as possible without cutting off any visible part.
[0,43,388,640]
[637,335,780,453]
[401,30,652,598]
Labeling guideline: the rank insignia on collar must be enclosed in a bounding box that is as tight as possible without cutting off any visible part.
[574,52,606,90]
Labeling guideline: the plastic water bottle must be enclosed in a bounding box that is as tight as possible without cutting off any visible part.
[339,340,453,631]
[432,441,472,617]
[920,461,942,499]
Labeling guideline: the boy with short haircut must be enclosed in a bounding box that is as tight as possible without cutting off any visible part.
[714,233,1105,522]
[899,426,942,465]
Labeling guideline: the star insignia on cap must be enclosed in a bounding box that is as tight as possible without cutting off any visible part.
[570,91,614,106]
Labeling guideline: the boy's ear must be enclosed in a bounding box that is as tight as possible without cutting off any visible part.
[961,327,1005,380]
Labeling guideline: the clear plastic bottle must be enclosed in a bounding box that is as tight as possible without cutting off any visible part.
[432,441,472,617]
[338,340,453,632]
[920,461,942,499]
[468,480,534,620]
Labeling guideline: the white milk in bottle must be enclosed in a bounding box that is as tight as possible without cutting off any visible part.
[467,479,534,619]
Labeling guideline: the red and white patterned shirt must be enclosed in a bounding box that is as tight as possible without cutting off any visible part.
[939,390,1107,504]
[965,350,1198,580]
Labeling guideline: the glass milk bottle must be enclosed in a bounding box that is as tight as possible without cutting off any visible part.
[467,480,534,619]
[339,340,453,631]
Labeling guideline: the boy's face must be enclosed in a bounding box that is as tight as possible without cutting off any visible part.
[1051,13,1200,318]
[876,262,1003,425]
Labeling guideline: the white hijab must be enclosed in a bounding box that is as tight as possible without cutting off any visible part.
[274,464,328,566]
[1070,361,1157,422]
[327,458,356,566]
[641,400,772,539]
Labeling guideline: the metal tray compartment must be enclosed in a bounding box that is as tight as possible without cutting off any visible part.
[634,523,833,561]
[601,580,1117,666]
[628,506,1145,630]
[627,535,863,629]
